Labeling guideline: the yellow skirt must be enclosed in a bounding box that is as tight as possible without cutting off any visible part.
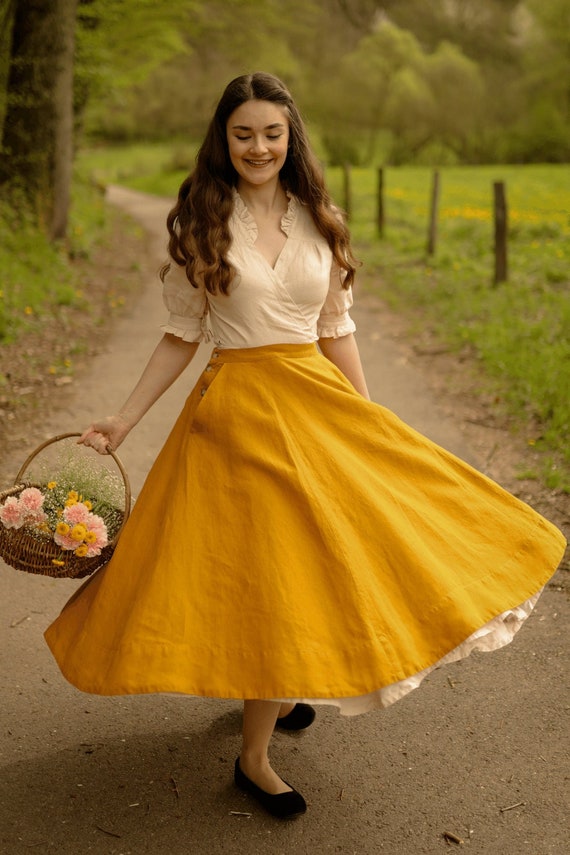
[45,344,566,714]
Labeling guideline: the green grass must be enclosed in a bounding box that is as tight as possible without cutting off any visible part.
[0,177,114,344]
[76,141,195,196]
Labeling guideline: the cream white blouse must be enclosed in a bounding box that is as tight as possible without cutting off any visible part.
[161,192,356,348]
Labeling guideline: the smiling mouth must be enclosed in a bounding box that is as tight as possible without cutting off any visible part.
[245,159,273,167]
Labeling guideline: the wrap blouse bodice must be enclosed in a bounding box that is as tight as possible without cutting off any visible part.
[161,191,356,348]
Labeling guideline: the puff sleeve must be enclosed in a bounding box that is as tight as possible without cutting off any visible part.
[316,261,357,339]
[160,261,210,342]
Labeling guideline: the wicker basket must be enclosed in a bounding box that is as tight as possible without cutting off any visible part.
[0,433,131,579]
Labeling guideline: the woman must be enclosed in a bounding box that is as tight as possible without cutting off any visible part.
[45,73,566,820]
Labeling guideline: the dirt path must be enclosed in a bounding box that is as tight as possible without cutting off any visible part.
[0,187,567,855]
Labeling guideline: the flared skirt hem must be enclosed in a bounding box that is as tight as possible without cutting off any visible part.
[44,344,566,713]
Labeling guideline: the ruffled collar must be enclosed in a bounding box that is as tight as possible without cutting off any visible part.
[232,189,298,244]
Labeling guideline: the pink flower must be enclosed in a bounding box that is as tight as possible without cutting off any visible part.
[54,529,78,551]
[84,513,108,556]
[17,487,48,526]
[63,503,90,525]
[0,497,24,529]
[19,487,45,512]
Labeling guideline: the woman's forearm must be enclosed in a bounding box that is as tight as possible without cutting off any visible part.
[118,333,200,427]
[318,333,370,399]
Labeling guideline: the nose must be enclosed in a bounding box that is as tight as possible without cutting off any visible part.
[249,135,268,155]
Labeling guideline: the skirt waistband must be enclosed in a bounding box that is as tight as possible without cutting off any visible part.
[209,343,318,363]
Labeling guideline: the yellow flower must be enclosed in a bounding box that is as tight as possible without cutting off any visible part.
[74,544,89,557]
[47,481,57,489]
[67,491,79,502]
[65,498,77,507]
[24,306,33,315]
[84,530,97,544]
[52,559,66,566]
[56,522,70,536]
[70,523,88,542]
[83,500,93,510]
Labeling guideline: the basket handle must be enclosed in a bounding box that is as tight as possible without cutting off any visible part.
[14,432,132,536]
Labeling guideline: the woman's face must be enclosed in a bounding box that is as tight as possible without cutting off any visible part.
[226,99,290,189]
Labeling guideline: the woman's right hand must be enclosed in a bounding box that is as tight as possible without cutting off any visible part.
[78,414,133,455]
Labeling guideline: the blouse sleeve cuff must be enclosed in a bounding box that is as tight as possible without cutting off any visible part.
[317,313,356,339]
[160,314,211,343]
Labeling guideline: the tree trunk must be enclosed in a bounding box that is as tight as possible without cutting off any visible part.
[0,0,77,241]
[0,0,17,132]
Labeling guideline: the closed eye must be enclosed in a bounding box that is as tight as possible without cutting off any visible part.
[234,134,284,141]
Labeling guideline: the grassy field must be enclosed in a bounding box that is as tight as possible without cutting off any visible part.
[5,146,570,490]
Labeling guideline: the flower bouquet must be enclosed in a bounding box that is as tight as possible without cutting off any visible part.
[0,433,130,578]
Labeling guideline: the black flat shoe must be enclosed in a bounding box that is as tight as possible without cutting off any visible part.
[275,703,316,731]
[234,757,307,819]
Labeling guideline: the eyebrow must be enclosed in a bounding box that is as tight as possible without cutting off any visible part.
[231,123,286,130]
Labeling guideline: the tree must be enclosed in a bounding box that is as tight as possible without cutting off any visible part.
[0,0,78,240]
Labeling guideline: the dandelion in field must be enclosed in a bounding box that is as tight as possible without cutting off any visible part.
[24,306,33,315]
[441,206,490,221]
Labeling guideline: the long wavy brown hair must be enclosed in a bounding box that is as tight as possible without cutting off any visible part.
[161,72,359,294]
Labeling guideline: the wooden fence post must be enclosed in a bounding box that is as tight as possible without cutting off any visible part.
[343,162,352,221]
[426,169,440,256]
[493,181,508,284]
[377,166,385,237]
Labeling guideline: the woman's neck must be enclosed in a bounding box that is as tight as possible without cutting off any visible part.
[236,180,288,216]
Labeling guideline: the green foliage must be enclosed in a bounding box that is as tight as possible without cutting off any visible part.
[3,0,570,170]
[71,0,569,165]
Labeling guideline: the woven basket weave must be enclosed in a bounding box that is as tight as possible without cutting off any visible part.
[0,433,131,579]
